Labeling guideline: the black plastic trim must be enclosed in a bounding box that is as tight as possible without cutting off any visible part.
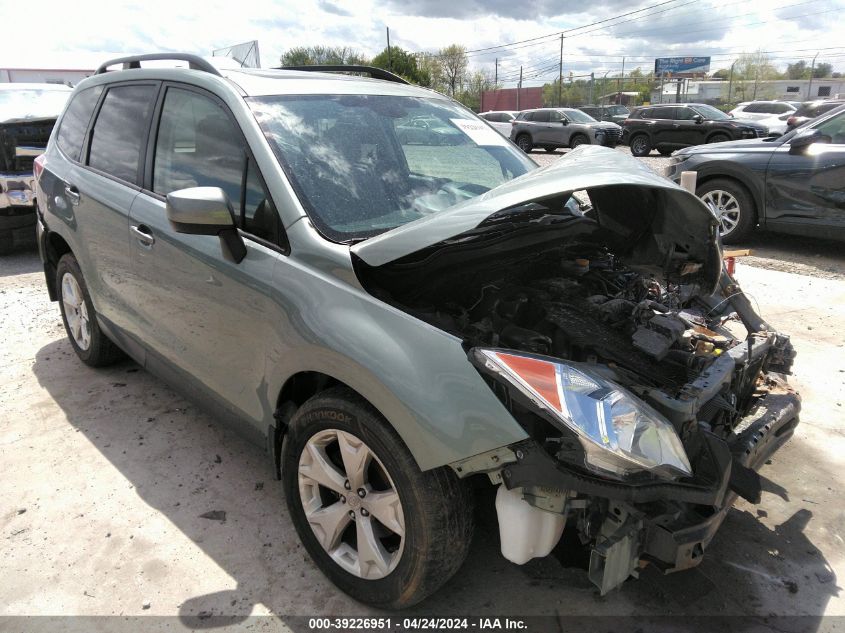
[278,64,409,84]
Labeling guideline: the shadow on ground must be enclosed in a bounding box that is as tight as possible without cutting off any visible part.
[31,337,840,628]
[0,244,42,278]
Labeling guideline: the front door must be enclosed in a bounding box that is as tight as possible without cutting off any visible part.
[127,84,287,431]
[765,109,845,234]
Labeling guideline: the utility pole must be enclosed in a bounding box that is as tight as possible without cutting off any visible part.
[494,58,498,85]
[517,66,522,111]
[727,60,736,103]
[589,72,594,104]
[386,27,392,71]
[807,52,819,99]
[618,56,625,104]
[558,34,563,107]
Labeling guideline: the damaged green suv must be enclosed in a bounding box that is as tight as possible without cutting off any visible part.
[35,54,799,608]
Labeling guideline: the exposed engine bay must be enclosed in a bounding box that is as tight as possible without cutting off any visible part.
[355,182,799,595]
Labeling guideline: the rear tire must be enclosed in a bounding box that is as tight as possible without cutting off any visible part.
[658,148,674,156]
[696,178,756,244]
[282,387,475,608]
[516,134,533,153]
[629,134,651,157]
[56,253,124,367]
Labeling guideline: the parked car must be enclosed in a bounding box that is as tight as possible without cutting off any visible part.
[577,104,630,124]
[395,115,463,145]
[0,82,72,253]
[756,112,790,136]
[786,99,845,131]
[510,107,622,152]
[665,104,845,243]
[36,54,799,608]
[478,110,520,136]
[728,100,798,121]
[623,103,768,157]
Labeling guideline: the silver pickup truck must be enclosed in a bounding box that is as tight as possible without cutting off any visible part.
[0,83,71,253]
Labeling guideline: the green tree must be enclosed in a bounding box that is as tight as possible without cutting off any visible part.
[725,51,782,102]
[712,68,731,80]
[280,45,369,66]
[786,60,809,79]
[814,62,833,78]
[371,46,431,86]
[438,44,468,96]
[456,70,497,110]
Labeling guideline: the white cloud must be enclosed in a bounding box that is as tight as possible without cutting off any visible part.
[2,0,843,87]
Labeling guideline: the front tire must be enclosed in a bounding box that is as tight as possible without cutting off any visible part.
[629,134,651,157]
[707,133,731,144]
[697,178,756,244]
[569,134,589,148]
[56,253,124,367]
[282,387,474,608]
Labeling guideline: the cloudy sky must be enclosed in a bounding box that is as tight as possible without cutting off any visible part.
[3,0,845,86]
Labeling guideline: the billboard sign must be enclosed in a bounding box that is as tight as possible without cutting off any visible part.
[654,56,710,76]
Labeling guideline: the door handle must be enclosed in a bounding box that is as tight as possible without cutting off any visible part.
[131,224,155,246]
[64,185,81,205]
[672,124,681,128]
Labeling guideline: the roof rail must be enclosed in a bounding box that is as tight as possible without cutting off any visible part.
[95,53,222,76]
[278,65,409,85]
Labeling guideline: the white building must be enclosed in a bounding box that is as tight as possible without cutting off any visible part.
[0,67,93,86]
[651,78,845,104]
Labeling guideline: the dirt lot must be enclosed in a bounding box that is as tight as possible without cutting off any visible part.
[2,148,844,629]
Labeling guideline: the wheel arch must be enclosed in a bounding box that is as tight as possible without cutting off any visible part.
[42,230,73,301]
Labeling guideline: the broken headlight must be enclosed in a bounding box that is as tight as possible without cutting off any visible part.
[474,349,692,480]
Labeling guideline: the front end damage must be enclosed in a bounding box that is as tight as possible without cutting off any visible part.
[352,147,800,594]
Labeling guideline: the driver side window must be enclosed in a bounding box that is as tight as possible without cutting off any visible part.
[549,111,564,123]
[153,87,285,248]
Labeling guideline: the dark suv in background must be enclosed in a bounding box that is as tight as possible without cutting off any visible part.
[623,103,768,156]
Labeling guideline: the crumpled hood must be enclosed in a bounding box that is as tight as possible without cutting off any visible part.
[352,145,721,287]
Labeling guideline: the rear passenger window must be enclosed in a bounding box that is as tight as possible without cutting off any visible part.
[533,111,550,123]
[88,85,157,183]
[56,85,103,162]
[650,107,674,119]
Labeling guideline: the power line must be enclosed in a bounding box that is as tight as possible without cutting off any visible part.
[460,0,691,56]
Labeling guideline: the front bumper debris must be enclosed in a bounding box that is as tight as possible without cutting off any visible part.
[500,386,799,588]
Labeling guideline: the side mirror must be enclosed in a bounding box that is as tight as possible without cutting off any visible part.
[693,114,703,124]
[166,186,246,263]
[560,119,569,125]
[788,129,832,155]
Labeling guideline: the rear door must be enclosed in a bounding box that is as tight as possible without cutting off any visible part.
[50,83,159,342]
[765,109,845,234]
[126,83,286,429]
[529,110,552,143]
[648,107,678,147]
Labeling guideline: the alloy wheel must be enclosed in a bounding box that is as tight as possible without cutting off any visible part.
[631,136,648,155]
[701,189,741,237]
[61,272,91,350]
[298,429,405,580]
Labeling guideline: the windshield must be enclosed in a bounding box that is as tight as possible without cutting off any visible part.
[692,104,730,120]
[0,89,71,123]
[562,109,597,123]
[249,94,535,242]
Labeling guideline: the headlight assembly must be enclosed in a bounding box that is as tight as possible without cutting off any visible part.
[473,349,692,480]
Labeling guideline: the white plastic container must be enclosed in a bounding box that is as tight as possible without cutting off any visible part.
[495,485,566,565]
